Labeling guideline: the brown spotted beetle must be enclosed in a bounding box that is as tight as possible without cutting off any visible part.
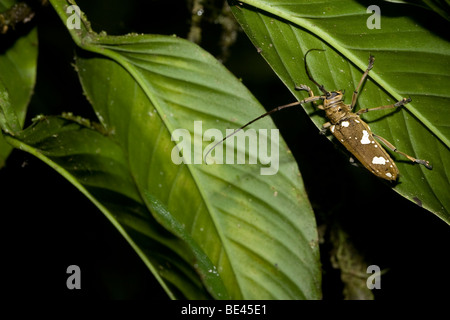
[206,49,432,181]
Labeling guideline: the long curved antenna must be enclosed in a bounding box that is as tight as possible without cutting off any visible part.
[204,101,301,164]
[304,49,328,94]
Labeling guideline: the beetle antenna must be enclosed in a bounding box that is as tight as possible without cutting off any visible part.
[204,101,301,164]
[304,49,328,94]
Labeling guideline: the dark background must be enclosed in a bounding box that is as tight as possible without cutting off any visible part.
[1,0,448,300]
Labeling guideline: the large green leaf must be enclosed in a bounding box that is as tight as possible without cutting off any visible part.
[74,48,321,299]
[2,115,213,300]
[8,0,321,299]
[0,0,37,167]
[229,0,450,224]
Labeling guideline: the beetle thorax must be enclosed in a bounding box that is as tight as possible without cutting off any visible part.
[324,101,351,124]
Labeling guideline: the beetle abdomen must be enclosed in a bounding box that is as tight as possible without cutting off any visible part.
[330,115,399,181]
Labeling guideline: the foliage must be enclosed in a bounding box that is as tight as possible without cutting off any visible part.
[0,0,321,299]
[0,0,448,300]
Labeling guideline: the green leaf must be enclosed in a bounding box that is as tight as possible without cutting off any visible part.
[37,0,321,299]
[142,190,229,298]
[74,38,320,299]
[383,0,450,21]
[229,0,450,224]
[0,0,18,11]
[0,26,38,168]
[3,115,213,299]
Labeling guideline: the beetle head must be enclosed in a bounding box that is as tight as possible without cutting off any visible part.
[325,90,344,105]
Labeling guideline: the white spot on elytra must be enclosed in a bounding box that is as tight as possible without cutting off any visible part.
[331,125,335,133]
[341,121,350,127]
[361,130,371,144]
[355,119,360,123]
[386,172,393,178]
[372,156,386,165]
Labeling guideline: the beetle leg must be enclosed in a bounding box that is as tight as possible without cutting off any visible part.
[372,133,432,169]
[357,97,411,115]
[320,122,331,135]
[295,84,321,106]
[351,55,375,109]
[295,84,314,96]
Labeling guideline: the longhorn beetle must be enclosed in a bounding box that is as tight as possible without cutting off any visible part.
[205,49,432,181]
